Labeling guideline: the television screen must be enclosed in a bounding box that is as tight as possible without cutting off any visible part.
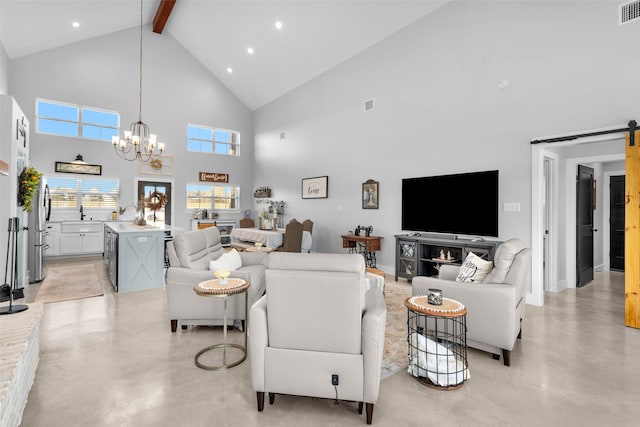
[401,170,499,237]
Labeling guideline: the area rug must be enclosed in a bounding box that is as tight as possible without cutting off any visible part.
[381,278,412,379]
[35,264,104,304]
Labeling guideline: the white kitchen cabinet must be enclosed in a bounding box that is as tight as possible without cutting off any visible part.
[59,221,104,255]
[45,223,60,256]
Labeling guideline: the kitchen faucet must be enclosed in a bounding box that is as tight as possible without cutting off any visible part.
[80,205,86,221]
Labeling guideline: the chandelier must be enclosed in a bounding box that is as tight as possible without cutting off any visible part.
[112,0,165,163]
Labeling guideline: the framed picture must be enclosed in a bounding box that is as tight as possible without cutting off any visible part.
[55,161,102,175]
[302,176,328,199]
[362,179,378,209]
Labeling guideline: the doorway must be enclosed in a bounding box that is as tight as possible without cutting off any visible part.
[136,179,173,226]
[610,175,625,271]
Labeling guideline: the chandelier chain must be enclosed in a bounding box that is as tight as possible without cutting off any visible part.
[138,0,143,123]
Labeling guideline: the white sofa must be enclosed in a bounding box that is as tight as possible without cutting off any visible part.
[412,238,531,366]
[165,226,268,332]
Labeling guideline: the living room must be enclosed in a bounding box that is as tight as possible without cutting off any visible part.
[1,1,639,426]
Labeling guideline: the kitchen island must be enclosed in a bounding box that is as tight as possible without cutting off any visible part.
[103,222,165,292]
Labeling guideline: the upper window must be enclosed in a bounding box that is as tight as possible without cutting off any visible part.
[36,99,119,142]
[44,176,119,209]
[187,124,240,156]
[186,183,239,210]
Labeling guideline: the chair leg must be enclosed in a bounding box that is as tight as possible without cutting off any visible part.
[269,392,276,404]
[502,349,511,366]
[170,319,177,332]
[358,402,363,414]
[366,403,374,425]
[517,328,522,339]
[256,392,264,412]
[492,353,500,361]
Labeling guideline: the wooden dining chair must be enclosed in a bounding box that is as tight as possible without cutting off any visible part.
[239,217,255,228]
[302,219,313,235]
[276,219,303,252]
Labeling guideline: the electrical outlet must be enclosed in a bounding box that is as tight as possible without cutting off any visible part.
[331,374,339,386]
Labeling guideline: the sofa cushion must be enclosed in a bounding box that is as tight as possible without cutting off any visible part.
[172,226,225,270]
[456,252,493,283]
[209,248,242,272]
[484,238,526,283]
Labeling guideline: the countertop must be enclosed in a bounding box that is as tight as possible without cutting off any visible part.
[104,222,170,234]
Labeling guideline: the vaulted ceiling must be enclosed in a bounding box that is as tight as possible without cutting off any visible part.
[0,0,448,110]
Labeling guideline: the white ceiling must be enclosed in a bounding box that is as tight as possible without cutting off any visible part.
[0,0,448,110]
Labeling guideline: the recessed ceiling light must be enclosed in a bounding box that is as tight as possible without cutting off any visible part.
[275,21,283,30]
[72,22,80,28]
[247,47,254,55]
[227,67,233,74]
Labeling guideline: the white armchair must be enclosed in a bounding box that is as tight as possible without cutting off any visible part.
[412,238,531,366]
[249,252,386,424]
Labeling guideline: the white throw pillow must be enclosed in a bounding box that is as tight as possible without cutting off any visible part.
[209,249,243,272]
[455,252,493,283]
[484,239,525,283]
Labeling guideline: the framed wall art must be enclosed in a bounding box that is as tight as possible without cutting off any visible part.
[138,155,174,176]
[302,176,328,199]
[362,179,378,209]
[55,161,102,175]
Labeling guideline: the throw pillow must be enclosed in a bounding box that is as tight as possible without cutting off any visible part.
[483,238,525,283]
[209,249,243,272]
[455,252,493,283]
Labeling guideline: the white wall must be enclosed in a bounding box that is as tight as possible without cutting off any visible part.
[254,1,640,273]
[0,41,8,95]
[8,26,254,231]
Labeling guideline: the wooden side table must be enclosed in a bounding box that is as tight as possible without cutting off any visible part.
[193,278,250,370]
[405,296,469,390]
[341,234,383,268]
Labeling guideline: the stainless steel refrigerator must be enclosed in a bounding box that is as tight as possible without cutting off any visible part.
[27,181,51,283]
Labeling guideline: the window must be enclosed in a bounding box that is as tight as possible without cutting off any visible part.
[187,124,240,156]
[44,176,119,209]
[36,99,119,142]
[186,183,239,210]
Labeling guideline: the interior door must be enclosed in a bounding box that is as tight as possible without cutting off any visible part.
[610,175,625,271]
[137,180,171,226]
[576,164,594,287]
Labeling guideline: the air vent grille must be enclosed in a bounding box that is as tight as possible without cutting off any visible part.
[620,0,640,25]
[364,98,374,112]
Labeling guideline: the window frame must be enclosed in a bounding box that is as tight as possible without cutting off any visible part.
[186,182,240,211]
[187,123,240,156]
[36,98,120,142]
[44,175,120,210]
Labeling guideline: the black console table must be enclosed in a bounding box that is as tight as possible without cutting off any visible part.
[394,234,501,281]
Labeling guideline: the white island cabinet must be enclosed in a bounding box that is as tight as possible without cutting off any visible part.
[103,222,165,293]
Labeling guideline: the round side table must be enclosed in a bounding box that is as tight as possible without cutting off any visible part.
[193,278,250,370]
[405,296,469,390]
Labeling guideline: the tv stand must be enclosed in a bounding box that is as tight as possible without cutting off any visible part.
[395,234,501,282]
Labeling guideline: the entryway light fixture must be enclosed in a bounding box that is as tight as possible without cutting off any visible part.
[112,0,165,163]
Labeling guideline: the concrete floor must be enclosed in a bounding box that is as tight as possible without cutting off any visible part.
[18,257,640,427]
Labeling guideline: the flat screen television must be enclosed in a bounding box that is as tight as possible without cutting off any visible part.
[401,170,499,238]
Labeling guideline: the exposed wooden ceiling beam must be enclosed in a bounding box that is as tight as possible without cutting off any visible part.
[153,0,177,34]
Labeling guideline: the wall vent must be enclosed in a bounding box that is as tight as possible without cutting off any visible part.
[364,98,374,112]
[619,0,640,25]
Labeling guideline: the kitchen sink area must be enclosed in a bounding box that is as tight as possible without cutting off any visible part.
[46,220,106,257]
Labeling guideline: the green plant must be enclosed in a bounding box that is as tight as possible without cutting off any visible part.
[18,166,42,212]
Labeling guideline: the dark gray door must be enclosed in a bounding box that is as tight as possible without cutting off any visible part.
[137,181,171,226]
[610,175,625,271]
[576,165,594,287]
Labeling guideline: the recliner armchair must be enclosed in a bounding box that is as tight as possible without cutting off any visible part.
[412,238,531,366]
[165,226,268,332]
[249,252,386,424]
